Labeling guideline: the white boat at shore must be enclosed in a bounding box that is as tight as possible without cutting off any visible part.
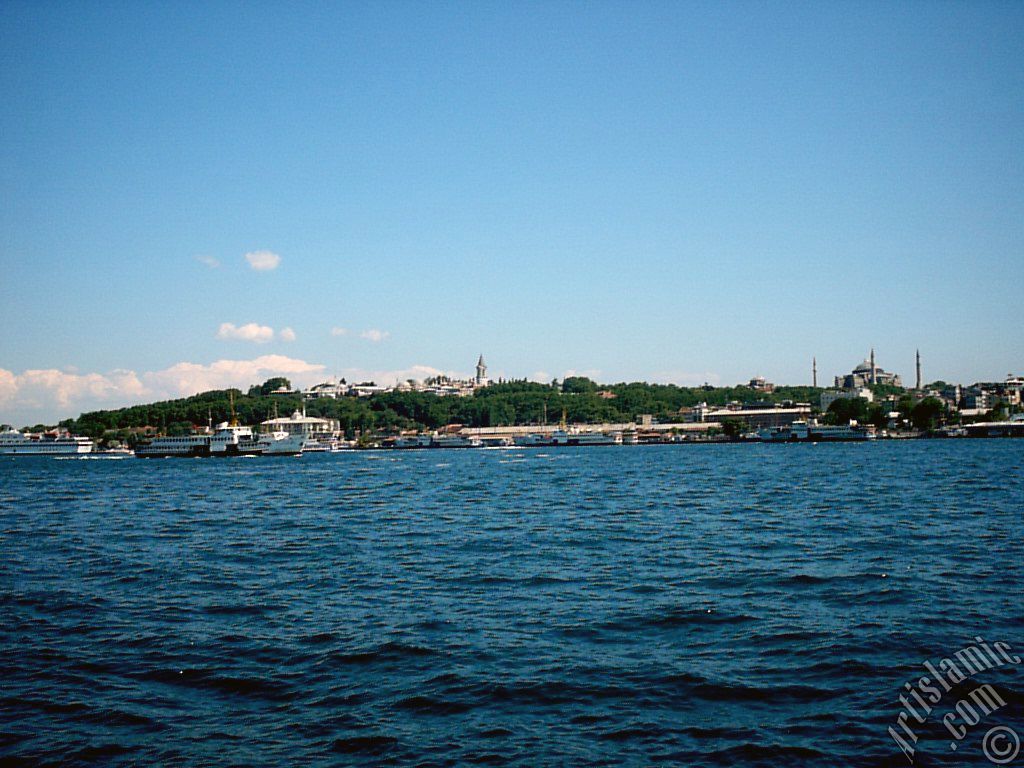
[392,433,483,449]
[513,429,622,447]
[551,429,622,446]
[756,420,875,442]
[431,434,483,449]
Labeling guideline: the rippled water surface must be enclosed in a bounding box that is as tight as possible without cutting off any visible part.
[2,442,1022,766]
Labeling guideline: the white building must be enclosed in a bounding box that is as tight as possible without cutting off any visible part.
[304,380,348,399]
[821,387,874,411]
[260,410,339,439]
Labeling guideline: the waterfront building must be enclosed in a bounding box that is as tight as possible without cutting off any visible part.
[689,402,811,429]
[260,409,340,440]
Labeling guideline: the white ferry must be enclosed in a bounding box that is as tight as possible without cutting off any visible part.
[0,426,94,455]
[209,422,261,457]
[393,435,433,449]
[757,420,874,442]
[964,415,1024,438]
[135,434,211,458]
[259,408,340,454]
[807,422,876,441]
[392,434,483,449]
[550,429,622,446]
[431,434,483,449]
[514,433,553,447]
[257,429,306,455]
[757,422,810,442]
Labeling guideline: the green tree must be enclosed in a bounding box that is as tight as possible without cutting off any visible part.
[910,397,945,430]
[866,403,889,430]
[988,402,1009,422]
[259,377,292,395]
[825,397,870,425]
[720,418,746,439]
[562,376,598,395]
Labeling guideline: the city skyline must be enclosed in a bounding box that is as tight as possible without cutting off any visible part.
[1,342,1020,427]
[2,3,1022,424]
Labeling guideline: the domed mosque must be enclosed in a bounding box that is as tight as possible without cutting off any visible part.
[834,349,902,389]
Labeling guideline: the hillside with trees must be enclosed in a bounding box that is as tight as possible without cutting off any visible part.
[58,377,827,445]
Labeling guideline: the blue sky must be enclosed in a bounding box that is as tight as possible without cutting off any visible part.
[1,1,1022,424]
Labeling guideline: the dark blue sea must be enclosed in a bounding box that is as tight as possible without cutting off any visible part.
[2,442,1022,767]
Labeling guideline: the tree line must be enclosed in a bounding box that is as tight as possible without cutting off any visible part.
[59,376,826,444]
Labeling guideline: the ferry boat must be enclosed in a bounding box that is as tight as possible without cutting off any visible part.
[757,422,810,442]
[393,435,433,449]
[964,415,1024,438]
[392,434,483,449]
[757,420,874,442]
[134,433,211,458]
[514,433,553,447]
[0,426,94,455]
[550,429,622,446]
[431,434,483,449]
[257,429,306,455]
[807,422,875,441]
[209,422,261,456]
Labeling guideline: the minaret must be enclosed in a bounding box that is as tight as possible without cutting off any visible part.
[475,354,488,386]
[812,357,817,388]
[916,349,922,390]
[870,348,876,385]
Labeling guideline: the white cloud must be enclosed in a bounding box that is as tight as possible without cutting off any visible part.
[143,355,325,398]
[360,329,390,343]
[216,322,275,344]
[0,355,328,425]
[0,367,147,417]
[244,250,281,271]
[279,327,297,342]
[195,254,220,269]
[529,371,552,384]
[330,327,349,337]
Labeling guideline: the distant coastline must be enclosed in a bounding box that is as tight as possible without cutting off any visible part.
[4,363,1016,451]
